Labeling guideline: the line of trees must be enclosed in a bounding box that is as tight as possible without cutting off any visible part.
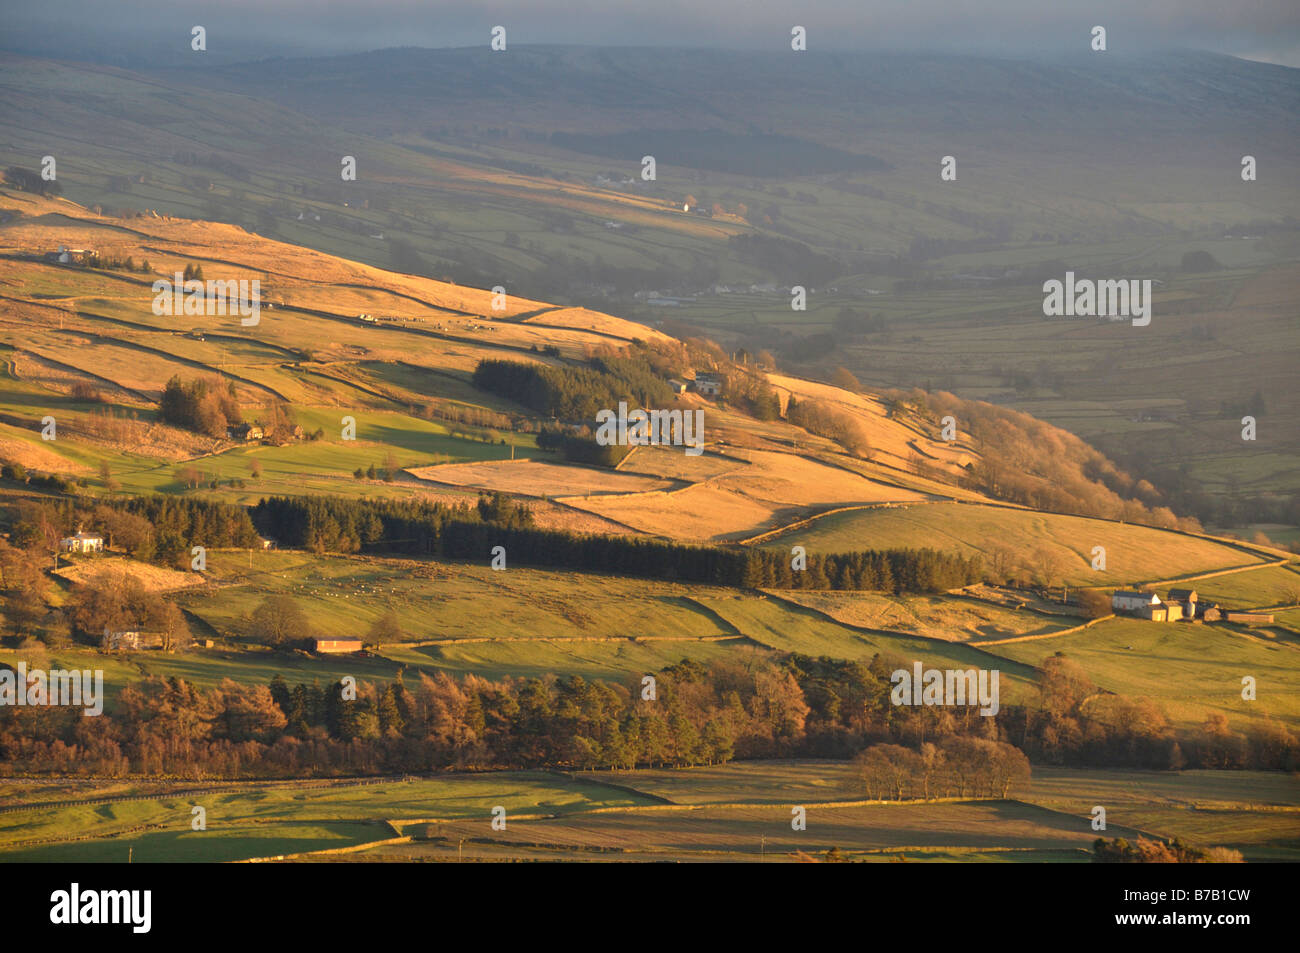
[1,646,1295,779]
[249,492,980,592]
[250,492,532,556]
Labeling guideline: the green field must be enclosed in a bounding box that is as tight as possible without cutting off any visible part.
[0,773,659,862]
[761,502,1272,586]
[2,758,1292,863]
[182,550,741,647]
[693,593,1038,691]
[982,616,1300,731]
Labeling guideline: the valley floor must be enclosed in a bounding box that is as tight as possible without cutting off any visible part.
[0,763,1294,864]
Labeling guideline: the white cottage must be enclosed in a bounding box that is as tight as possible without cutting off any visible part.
[1112,590,1161,614]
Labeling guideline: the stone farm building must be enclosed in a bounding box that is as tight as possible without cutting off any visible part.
[228,422,264,441]
[314,638,363,654]
[1111,587,1266,624]
[1167,588,1198,618]
[1138,602,1183,622]
[1112,589,1184,621]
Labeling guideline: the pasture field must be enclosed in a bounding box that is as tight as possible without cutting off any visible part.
[570,449,933,542]
[1021,767,1300,862]
[0,760,1292,862]
[0,643,405,709]
[182,551,741,649]
[980,616,1300,731]
[388,799,1138,862]
[0,773,658,863]
[772,589,1082,643]
[384,637,748,683]
[759,502,1270,586]
[604,760,863,804]
[690,592,1040,693]
[54,557,202,594]
[1188,564,1300,608]
[407,458,677,498]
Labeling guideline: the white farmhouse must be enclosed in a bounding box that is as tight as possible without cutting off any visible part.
[1112,590,1161,614]
[59,530,104,554]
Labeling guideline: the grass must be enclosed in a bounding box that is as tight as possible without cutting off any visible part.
[2,761,1292,863]
[1189,564,1300,608]
[760,502,1268,586]
[387,799,1133,862]
[773,589,1081,643]
[0,773,658,862]
[981,616,1300,731]
[183,551,740,647]
[1021,766,1300,860]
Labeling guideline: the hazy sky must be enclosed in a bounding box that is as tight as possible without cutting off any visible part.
[4,0,1300,66]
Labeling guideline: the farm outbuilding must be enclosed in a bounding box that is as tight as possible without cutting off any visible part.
[228,423,264,441]
[1222,611,1274,625]
[314,639,363,654]
[1167,588,1198,617]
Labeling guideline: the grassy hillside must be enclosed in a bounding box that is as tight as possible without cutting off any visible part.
[759,502,1275,586]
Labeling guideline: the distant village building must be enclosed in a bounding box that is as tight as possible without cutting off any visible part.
[59,529,104,554]
[667,379,688,395]
[314,638,363,654]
